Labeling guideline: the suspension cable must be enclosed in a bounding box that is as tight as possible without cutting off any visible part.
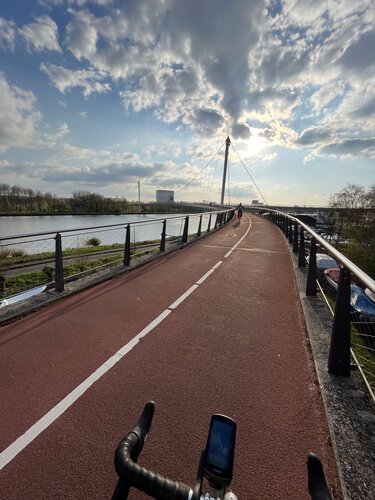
[227,152,230,205]
[175,140,226,195]
[230,142,268,206]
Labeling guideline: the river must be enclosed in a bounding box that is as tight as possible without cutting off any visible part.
[0,213,212,254]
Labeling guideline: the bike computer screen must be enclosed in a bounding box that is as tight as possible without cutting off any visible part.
[203,414,236,487]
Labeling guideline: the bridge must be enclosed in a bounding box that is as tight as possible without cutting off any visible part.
[0,141,374,499]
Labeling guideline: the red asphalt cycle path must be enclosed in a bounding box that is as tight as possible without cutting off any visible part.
[0,214,341,499]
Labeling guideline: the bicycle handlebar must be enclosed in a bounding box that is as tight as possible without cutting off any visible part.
[112,402,333,500]
[113,402,192,500]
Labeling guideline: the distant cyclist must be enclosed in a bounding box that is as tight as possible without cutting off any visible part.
[237,203,244,220]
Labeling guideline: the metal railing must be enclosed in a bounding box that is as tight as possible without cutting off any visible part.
[250,207,375,403]
[0,209,234,306]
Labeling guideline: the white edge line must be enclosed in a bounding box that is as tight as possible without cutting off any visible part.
[212,260,223,269]
[0,309,171,471]
[168,284,199,310]
[224,216,252,258]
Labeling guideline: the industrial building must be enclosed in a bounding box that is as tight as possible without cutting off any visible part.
[156,190,174,203]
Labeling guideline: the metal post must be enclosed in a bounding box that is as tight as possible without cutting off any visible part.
[288,219,293,244]
[293,223,299,253]
[197,215,202,237]
[160,219,166,252]
[298,226,305,268]
[306,237,317,296]
[207,214,212,232]
[124,224,131,266]
[182,216,189,243]
[328,267,351,376]
[54,233,64,292]
[220,136,231,206]
[214,214,218,229]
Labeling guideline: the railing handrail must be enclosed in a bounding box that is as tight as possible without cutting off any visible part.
[0,209,226,242]
[258,208,375,294]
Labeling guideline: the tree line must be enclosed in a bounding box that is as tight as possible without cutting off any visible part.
[0,184,129,214]
[324,183,375,278]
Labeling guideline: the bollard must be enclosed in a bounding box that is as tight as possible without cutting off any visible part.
[293,223,299,252]
[54,233,64,292]
[123,224,131,266]
[328,267,351,376]
[298,226,306,267]
[182,216,189,243]
[160,219,166,252]
[306,237,317,296]
[207,214,212,233]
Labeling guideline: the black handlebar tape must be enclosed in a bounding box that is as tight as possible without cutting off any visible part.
[115,433,191,500]
[307,453,332,500]
[130,401,155,459]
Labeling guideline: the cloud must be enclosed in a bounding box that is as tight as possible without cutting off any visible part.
[40,63,111,97]
[296,126,333,146]
[19,15,61,52]
[183,108,225,135]
[0,15,61,53]
[0,74,41,153]
[232,122,251,139]
[0,18,16,50]
[318,138,375,157]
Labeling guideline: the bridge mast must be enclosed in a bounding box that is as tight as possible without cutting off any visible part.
[220,136,231,206]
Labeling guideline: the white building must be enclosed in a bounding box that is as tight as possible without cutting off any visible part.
[156,190,174,203]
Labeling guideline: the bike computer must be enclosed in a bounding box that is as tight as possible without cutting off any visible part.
[203,414,236,488]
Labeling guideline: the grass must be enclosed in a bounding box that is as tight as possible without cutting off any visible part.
[1,248,158,298]
[0,240,161,269]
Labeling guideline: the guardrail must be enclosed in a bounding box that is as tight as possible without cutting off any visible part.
[250,207,375,403]
[0,209,234,306]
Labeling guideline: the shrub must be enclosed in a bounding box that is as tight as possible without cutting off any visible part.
[86,237,101,247]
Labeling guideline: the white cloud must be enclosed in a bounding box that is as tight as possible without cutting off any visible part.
[0,18,16,50]
[0,74,41,153]
[0,15,61,53]
[19,15,61,52]
[40,63,111,97]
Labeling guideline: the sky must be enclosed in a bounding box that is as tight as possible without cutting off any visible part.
[0,0,374,206]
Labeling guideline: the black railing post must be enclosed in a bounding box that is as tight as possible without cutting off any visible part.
[306,237,317,296]
[293,223,299,253]
[288,219,293,244]
[283,216,287,235]
[328,266,351,376]
[160,219,166,252]
[197,215,202,237]
[214,214,218,229]
[298,226,305,267]
[54,232,64,292]
[207,214,212,232]
[123,224,131,266]
[182,216,189,243]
